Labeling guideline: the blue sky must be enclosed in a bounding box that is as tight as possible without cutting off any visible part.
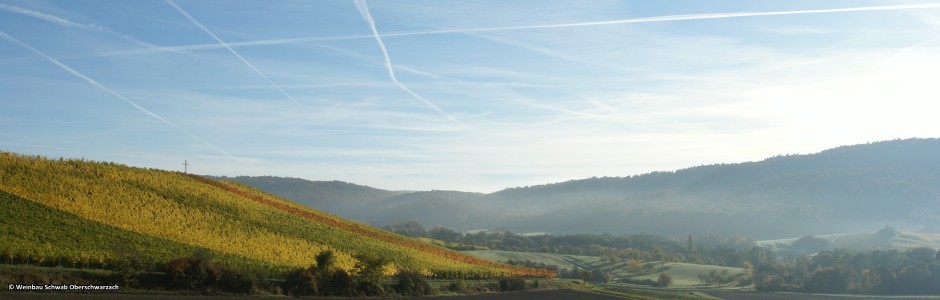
[2,1,940,192]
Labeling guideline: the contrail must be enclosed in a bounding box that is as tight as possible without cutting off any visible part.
[0,3,107,32]
[374,3,940,36]
[165,0,301,107]
[0,3,175,53]
[91,34,372,58]
[75,2,940,60]
[353,0,473,133]
[0,31,236,160]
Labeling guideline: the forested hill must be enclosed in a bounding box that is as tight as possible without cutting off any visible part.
[226,138,940,239]
[208,176,406,218]
[0,152,550,278]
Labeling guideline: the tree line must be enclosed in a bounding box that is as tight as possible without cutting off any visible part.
[385,221,771,268]
[754,247,940,295]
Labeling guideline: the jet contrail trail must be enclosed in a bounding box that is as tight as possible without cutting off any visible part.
[353,0,473,133]
[75,2,940,60]
[0,31,236,160]
[165,0,301,107]
[375,3,940,36]
[91,34,373,58]
[0,3,177,53]
[0,3,107,32]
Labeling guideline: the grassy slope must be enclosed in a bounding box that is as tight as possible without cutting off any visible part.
[625,263,745,287]
[0,152,549,278]
[757,231,940,255]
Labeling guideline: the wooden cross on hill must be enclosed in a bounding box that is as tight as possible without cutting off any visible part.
[183,160,190,174]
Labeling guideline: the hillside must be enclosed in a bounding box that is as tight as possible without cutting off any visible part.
[208,176,405,220]
[230,138,940,239]
[758,226,940,256]
[0,152,551,278]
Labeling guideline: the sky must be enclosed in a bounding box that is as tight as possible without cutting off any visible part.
[2,0,940,192]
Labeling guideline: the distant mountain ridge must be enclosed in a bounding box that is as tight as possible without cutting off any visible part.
[207,176,406,218]
[223,138,940,239]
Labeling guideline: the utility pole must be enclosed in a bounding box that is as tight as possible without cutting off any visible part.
[183,160,190,173]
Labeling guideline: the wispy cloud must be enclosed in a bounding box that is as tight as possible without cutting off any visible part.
[0,31,236,160]
[353,0,472,133]
[165,0,301,107]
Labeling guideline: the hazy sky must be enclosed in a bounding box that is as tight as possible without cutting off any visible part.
[2,1,939,192]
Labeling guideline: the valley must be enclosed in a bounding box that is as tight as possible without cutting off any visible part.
[3,139,940,298]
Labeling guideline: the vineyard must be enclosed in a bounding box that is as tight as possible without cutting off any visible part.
[0,152,553,279]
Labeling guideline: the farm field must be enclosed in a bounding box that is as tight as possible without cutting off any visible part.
[622,262,745,288]
[463,250,597,271]
[464,250,745,288]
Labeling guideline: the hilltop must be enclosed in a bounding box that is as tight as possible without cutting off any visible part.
[0,152,550,279]
[227,138,940,239]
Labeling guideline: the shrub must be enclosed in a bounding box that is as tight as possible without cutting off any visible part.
[657,273,673,287]
[282,267,319,296]
[499,277,526,291]
[448,278,468,293]
[162,250,257,294]
[320,268,355,296]
[805,267,848,294]
[395,270,433,296]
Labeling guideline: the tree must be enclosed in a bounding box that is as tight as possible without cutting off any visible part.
[805,267,848,293]
[499,277,527,291]
[657,273,673,287]
[629,258,644,275]
[580,270,592,282]
[321,269,355,296]
[283,267,319,296]
[113,245,148,288]
[395,270,432,296]
[742,260,754,281]
[860,267,897,294]
[354,254,389,296]
[384,221,426,238]
[652,246,667,267]
[590,269,611,283]
[163,250,255,294]
[719,269,731,287]
[896,262,933,294]
[315,250,336,271]
[429,226,463,242]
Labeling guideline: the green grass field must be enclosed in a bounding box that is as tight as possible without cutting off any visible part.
[625,262,745,288]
